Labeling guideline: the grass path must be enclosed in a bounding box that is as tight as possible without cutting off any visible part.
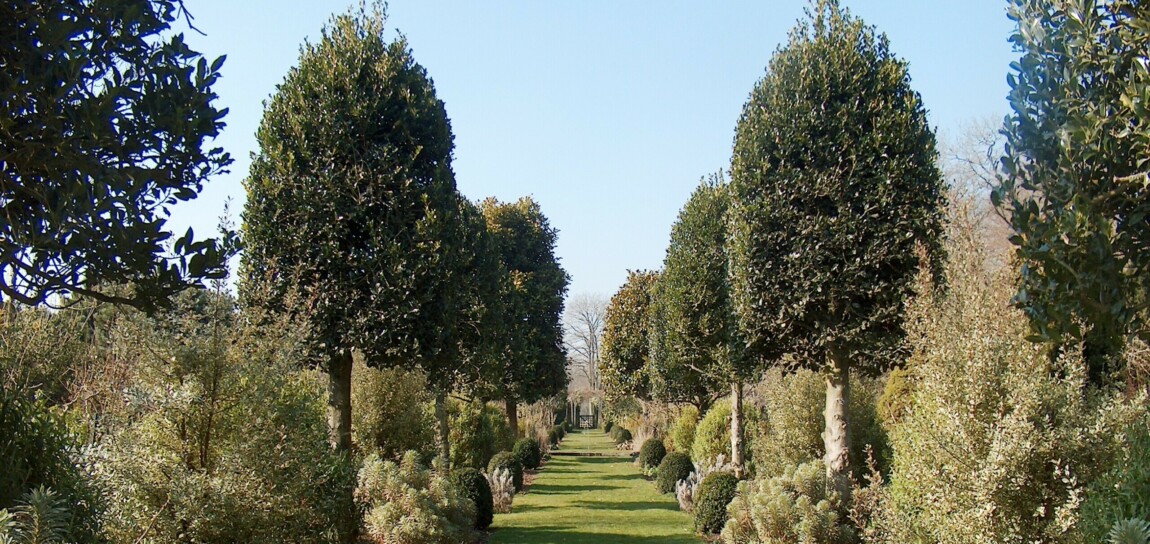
[488,430,701,544]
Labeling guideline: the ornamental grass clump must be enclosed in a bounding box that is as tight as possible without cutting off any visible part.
[487,452,523,492]
[694,472,738,535]
[487,468,515,514]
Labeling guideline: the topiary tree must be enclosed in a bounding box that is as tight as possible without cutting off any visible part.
[480,198,570,438]
[694,472,739,535]
[450,467,494,530]
[992,0,1150,387]
[601,270,659,402]
[241,4,478,454]
[512,438,543,471]
[488,451,524,492]
[728,0,945,494]
[1,0,235,310]
[656,452,694,494]
[650,174,746,475]
[639,437,667,470]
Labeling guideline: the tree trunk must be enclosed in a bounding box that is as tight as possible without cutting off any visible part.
[823,350,852,499]
[505,397,520,440]
[326,348,353,452]
[435,388,451,467]
[730,381,745,478]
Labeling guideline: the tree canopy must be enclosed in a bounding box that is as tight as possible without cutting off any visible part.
[240,4,465,450]
[647,174,731,410]
[728,0,945,488]
[0,0,234,310]
[601,270,659,401]
[993,0,1150,386]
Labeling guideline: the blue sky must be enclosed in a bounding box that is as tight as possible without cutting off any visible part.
[173,1,1017,300]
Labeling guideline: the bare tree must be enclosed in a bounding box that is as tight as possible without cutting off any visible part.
[564,293,606,391]
[940,118,1012,267]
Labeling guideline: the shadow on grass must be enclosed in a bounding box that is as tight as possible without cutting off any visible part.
[529,483,623,494]
[489,525,700,544]
[570,499,681,512]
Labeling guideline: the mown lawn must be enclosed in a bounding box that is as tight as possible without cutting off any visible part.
[489,430,701,544]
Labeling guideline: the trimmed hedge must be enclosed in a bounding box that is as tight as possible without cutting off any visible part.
[656,452,694,494]
[488,451,523,492]
[451,467,493,530]
[695,472,739,535]
[512,437,543,470]
[638,438,667,470]
[611,427,632,445]
[604,421,614,433]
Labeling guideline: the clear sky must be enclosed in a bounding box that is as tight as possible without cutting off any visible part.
[171,1,1017,300]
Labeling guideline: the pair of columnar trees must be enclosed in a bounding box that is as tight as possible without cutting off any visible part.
[603,0,946,492]
[240,4,568,463]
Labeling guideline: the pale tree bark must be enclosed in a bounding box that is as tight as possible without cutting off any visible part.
[326,348,353,452]
[823,349,852,499]
[730,381,745,478]
[505,397,519,439]
[564,293,607,390]
[435,388,451,466]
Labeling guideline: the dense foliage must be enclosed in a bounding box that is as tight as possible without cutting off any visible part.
[513,437,543,471]
[601,270,659,400]
[692,399,732,465]
[451,467,494,530]
[657,452,695,495]
[0,0,234,310]
[695,472,739,535]
[488,451,524,492]
[352,364,436,461]
[722,461,854,544]
[448,399,512,471]
[639,438,667,470]
[669,405,700,453]
[728,0,945,487]
[356,452,476,544]
[994,0,1150,384]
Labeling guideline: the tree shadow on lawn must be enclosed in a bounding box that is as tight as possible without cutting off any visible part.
[569,499,680,512]
[529,483,623,494]
[489,525,700,544]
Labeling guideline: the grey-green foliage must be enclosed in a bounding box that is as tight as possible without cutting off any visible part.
[92,290,356,543]
[721,461,855,544]
[1109,519,1150,544]
[993,0,1150,385]
[648,174,732,407]
[356,452,477,544]
[728,0,944,370]
[1,0,235,310]
[1078,416,1150,542]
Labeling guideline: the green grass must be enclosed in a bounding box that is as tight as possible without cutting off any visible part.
[489,430,701,544]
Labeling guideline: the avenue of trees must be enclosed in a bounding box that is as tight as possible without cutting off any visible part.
[2,0,1149,543]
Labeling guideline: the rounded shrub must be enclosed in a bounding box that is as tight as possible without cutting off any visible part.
[487,451,523,492]
[656,452,694,494]
[639,438,667,470]
[694,472,739,535]
[450,467,493,530]
[552,424,566,441]
[604,421,614,433]
[512,438,542,471]
[547,427,561,447]
[669,405,700,453]
[692,399,732,465]
[612,427,632,445]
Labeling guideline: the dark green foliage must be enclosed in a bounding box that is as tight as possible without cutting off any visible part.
[0,0,234,310]
[604,421,614,433]
[488,451,524,492]
[612,427,633,445]
[480,198,571,406]
[648,175,732,407]
[656,452,694,494]
[728,0,944,369]
[451,467,494,530]
[548,426,561,446]
[554,424,567,440]
[0,390,101,542]
[601,271,659,400]
[993,0,1150,385]
[1079,417,1150,541]
[695,472,739,535]
[639,438,667,470]
[513,438,543,471]
[449,400,511,470]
